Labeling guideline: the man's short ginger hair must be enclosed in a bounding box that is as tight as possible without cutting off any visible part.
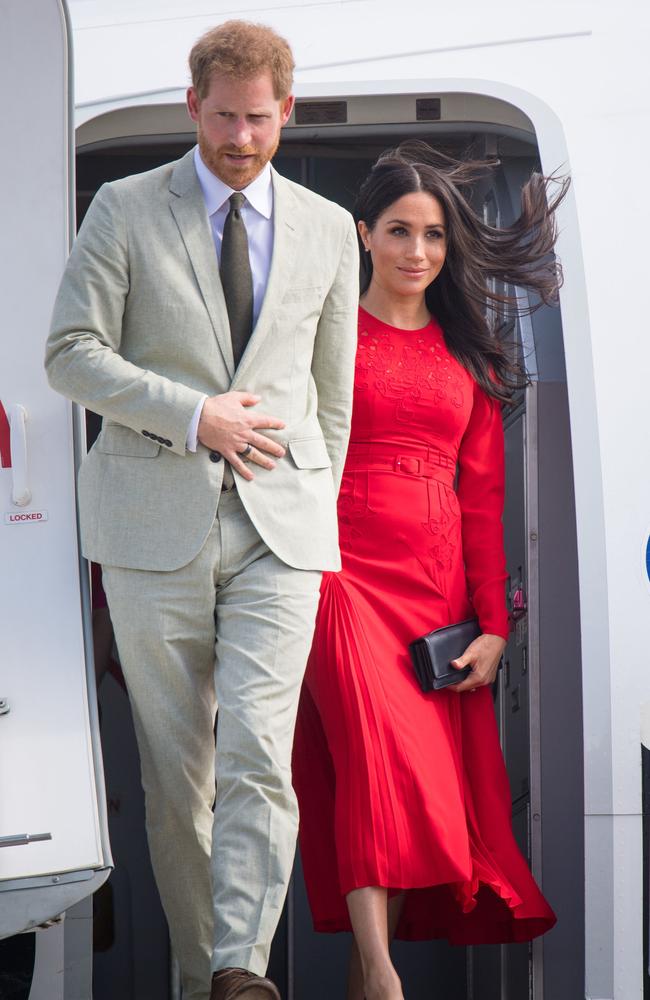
[189,20,295,100]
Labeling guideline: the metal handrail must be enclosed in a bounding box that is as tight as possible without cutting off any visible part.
[8,404,31,507]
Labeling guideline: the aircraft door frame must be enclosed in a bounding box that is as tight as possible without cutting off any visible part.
[0,0,112,943]
[72,75,628,999]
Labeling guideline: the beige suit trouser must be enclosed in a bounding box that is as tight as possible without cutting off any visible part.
[102,487,322,1000]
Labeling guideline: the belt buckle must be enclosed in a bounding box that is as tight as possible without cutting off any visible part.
[395,455,421,475]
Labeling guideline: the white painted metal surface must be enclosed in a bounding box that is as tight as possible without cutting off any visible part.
[0,0,111,935]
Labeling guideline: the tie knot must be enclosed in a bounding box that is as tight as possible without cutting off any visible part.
[229,192,245,211]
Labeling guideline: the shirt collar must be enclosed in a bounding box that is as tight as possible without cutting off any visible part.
[193,146,273,219]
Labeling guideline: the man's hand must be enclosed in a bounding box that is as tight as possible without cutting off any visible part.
[197,392,286,481]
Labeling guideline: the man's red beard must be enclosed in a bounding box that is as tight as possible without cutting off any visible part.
[197,130,280,189]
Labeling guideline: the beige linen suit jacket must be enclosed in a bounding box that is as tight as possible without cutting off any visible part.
[45,149,359,572]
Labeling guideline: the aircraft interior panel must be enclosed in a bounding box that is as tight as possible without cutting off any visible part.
[534,382,584,1000]
[503,413,532,807]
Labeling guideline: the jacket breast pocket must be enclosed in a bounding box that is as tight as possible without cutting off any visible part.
[281,286,323,304]
[287,436,332,470]
[95,425,161,458]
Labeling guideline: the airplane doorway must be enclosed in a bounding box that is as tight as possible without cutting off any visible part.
[76,105,584,1000]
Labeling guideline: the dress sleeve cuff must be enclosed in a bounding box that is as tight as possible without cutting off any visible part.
[473,584,510,641]
[478,615,510,642]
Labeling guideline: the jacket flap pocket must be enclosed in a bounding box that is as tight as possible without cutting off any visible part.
[96,425,161,458]
[288,436,332,470]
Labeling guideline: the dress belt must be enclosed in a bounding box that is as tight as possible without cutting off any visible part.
[345,443,456,487]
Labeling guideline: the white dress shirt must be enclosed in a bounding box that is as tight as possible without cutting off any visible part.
[187,146,275,451]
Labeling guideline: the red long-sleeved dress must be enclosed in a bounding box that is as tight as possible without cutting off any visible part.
[292,307,556,943]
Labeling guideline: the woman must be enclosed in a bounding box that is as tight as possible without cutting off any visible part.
[292,142,567,1000]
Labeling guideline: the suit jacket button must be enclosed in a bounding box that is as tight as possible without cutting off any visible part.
[209,451,222,463]
[164,439,172,447]
[142,430,151,437]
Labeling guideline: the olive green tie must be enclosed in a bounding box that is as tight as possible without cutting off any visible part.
[220,192,254,367]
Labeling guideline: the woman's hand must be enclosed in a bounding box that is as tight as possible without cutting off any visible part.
[450,633,506,693]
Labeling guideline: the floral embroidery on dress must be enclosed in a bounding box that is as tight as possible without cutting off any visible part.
[429,532,457,573]
[337,473,375,547]
[422,513,456,572]
[356,327,464,410]
[421,485,461,573]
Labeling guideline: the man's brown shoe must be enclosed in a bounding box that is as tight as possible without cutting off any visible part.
[210,967,281,999]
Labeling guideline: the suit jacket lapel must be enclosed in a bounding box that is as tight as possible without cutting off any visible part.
[232,168,299,387]
[168,151,235,379]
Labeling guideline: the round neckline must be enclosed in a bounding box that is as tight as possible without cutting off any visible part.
[358,304,436,334]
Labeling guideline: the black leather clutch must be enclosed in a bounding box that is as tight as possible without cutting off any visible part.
[408,618,481,691]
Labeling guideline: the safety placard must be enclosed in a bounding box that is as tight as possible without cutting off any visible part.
[4,510,49,524]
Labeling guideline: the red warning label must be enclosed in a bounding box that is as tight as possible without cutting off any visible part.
[4,510,48,525]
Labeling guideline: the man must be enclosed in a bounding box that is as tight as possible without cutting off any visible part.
[46,20,358,1000]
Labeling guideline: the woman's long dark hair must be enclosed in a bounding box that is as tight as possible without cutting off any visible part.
[354,140,569,402]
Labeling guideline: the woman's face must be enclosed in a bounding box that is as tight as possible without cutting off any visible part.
[359,191,447,299]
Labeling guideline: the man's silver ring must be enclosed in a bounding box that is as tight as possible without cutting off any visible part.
[239,443,253,459]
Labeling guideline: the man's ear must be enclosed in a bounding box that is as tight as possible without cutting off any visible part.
[186,86,200,123]
[280,94,295,127]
